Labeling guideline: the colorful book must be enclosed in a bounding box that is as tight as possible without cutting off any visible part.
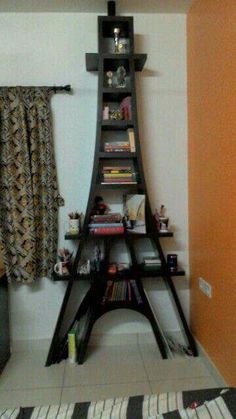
[101,181,137,185]
[91,214,122,223]
[90,226,125,235]
[89,223,123,228]
[102,166,132,171]
[103,173,133,178]
[144,257,161,265]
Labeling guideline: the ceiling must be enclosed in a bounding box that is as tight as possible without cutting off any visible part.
[0,0,193,14]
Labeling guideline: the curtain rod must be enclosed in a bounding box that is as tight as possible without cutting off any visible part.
[0,85,72,92]
[52,85,71,93]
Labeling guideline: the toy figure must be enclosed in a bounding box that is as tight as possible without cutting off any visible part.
[92,196,109,215]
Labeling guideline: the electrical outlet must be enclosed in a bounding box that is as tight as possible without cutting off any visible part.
[198,277,212,298]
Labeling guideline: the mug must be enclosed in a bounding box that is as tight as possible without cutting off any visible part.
[69,219,80,234]
[54,261,69,276]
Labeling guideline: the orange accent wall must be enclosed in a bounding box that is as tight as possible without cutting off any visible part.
[187,0,236,385]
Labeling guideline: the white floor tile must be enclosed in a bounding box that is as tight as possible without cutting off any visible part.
[0,350,65,390]
[61,382,151,404]
[150,376,220,393]
[0,387,61,408]
[64,345,148,386]
[139,345,211,381]
[0,343,223,410]
[138,343,163,360]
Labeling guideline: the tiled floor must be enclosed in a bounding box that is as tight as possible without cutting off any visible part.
[0,343,221,408]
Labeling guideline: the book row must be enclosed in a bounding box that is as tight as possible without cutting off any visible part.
[102,279,143,305]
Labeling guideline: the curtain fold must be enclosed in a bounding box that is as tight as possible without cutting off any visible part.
[0,87,60,283]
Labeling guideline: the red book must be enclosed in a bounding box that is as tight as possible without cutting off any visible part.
[90,226,124,235]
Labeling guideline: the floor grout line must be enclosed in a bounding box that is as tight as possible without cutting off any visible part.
[0,345,222,405]
[137,336,154,391]
[59,361,67,402]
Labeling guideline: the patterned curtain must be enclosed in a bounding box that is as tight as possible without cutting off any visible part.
[0,87,61,283]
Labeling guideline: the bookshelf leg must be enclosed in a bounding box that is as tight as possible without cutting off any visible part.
[150,236,198,357]
[137,282,168,359]
[76,307,95,364]
[164,275,198,356]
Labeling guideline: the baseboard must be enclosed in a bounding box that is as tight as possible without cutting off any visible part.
[195,338,227,387]
[12,331,157,352]
[12,328,227,389]
[11,330,181,351]
[11,334,229,387]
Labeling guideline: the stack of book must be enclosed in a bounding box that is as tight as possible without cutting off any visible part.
[104,141,130,153]
[102,279,143,304]
[143,257,162,271]
[101,166,136,184]
[89,213,124,235]
[103,129,136,153]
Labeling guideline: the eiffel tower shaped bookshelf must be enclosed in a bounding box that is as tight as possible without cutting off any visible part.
[46,7,197,366]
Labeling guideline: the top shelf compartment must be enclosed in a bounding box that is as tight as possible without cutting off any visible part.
[99,16,134,54]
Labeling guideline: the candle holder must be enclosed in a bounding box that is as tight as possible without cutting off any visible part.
[113,27,120,53]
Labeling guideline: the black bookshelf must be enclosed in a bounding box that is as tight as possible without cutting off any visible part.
[46,9,197,367]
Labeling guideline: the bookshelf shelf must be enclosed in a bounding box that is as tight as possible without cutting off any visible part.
[101,120,133,130]
[137,267,185,278]
[97,183,140,189]
[103,88,131,94]
[46,9,197,367]
[86,53,147,72]
[98,152,137,159]
[64,231,174,240]
[52,268,185,282]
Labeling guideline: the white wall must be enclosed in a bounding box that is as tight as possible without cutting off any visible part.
[0,12,189,343]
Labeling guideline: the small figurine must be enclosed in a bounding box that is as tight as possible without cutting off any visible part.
[106,71,113,87]
[116,66,126,88]
[159,205,169,232]
[103,104,109,120]
[92,196,109,215]
[78,260,91,275]
[57,248,73,263]
[113,27,120,53]
[109,109,122,120]
[159,205,165,217]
